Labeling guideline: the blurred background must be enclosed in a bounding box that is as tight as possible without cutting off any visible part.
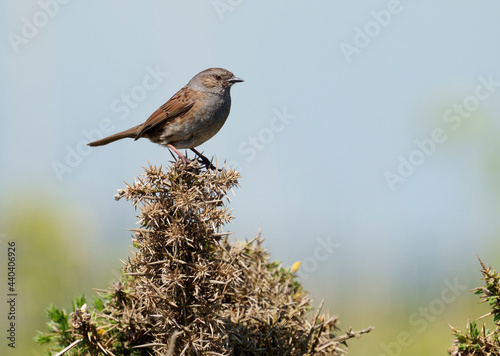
[2,1,500,354]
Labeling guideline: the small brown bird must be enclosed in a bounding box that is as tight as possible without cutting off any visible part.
[88,67,243,167]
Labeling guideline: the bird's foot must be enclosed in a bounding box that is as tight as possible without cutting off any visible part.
[196,155,216,170]
[191,148,218,170]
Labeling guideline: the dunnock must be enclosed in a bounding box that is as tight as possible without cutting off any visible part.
[87,67,243,167]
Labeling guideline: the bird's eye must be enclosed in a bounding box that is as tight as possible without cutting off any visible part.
[215,75,221,80]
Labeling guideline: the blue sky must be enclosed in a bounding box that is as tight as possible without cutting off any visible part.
[2,1,500,353]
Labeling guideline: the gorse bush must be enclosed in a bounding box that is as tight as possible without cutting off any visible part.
[448,259,500,355]
[36,161,372,355]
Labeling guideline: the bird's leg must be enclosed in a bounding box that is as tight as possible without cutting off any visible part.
[190,148,216,170]
[167,144,191,166]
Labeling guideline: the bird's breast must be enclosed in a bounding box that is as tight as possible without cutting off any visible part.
[160,92,232,149]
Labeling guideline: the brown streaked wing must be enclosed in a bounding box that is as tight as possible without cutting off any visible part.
[134,87,199,139]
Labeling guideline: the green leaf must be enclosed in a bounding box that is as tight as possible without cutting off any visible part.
[46,305,68,326]
[34,332,54,345]
[73,294,87,309]
[94,296,105,311]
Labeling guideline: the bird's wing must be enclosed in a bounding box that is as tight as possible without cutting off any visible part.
[134,87,199,139]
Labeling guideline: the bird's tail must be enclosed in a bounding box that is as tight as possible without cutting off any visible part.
[87,126,139,147]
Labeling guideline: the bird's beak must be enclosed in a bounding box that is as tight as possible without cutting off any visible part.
[229,76,244,84]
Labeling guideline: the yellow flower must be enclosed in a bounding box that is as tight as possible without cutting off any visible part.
[291,261,301,273]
